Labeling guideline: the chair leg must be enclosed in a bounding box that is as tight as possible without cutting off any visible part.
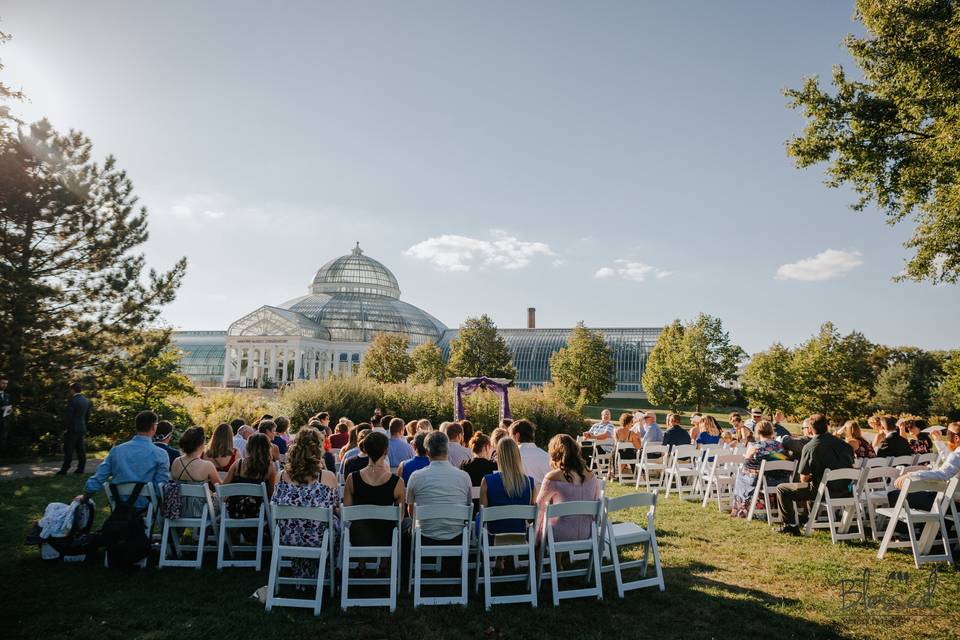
[265,539,280,612]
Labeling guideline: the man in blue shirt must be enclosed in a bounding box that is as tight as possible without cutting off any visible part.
[582,409,617,441]
[387,417,415,467]
[75,410,170,507]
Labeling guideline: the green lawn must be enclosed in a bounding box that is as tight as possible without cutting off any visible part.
[1,476,955,640]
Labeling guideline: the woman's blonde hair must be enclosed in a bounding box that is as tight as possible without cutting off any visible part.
[755,419,775,438]
[285,427,323,483]
[495,437,528,499]
[702,415,721,436]
[207,422,234,458]
[843,420,862,441]
[619,412,633,428]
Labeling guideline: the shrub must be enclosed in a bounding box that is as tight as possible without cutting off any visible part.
[178,391,278,434]
[276,376,585,448]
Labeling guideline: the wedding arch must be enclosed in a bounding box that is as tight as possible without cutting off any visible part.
[452,376,512,422]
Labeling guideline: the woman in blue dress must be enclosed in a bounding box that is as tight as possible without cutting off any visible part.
[476,438,534,537]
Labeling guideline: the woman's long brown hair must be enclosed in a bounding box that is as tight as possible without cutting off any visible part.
[285,427,323,483]
[548,434,589,483]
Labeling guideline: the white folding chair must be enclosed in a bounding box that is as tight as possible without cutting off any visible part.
[590,442,615,478]
[474,505,539,611]
[915,452,938,467]
[340,504,401,611]
[264,505,334,616]
[877,477,958,569]
[859,466,901,540]
[103,482,157,568]
[409,503,472,607]
[600,493,664,598]
[614,442,638,484]
[804,468,865,543]
[861,457,891,470]
[700,454,742,511]
[663,445,699,499]
[470,486,481,501]
[889,454,918,468]
[216,482,270,570]
[537,500,604,606]
[746,460,797,524]
[634,444,669,492]
[159,483,219,569]
[692,445,724,495]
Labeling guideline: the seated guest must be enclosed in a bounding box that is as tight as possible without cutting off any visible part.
[273,416,291,453]
[373,414,391,435]
[661,414,692,447]
[153,420,180,467]
[780,419,813,461]
[342,432,404,547]
[442,421,474,468]
[615,412,642,450]
[460,419,475,444]
[204,422,239,473]
[478,437,534,536]
[171,426,222,516]
[582,409,617,442]
[637,411,663,445]
[328,416,351,449]
[223,433,278,520]
[772,411,791,438]
[728,412,754,443]
[886,421,960,525]
[745,408,763,432]
[866,415,884,449]
[511,419,551,488]
[900,418,932,455]
[405,431,472,547]
[343,429,372,477]
[731,420,789,518]
[314,411,332,434]
[271,429,340,581]
[842,420,876,459]
[231,420,251,459]
[461,432,498,486]
[775,413,854,535]
[257,420,282,462]
[696,416,723,447]
[405,420,418,440]
[76,411,171,508]
[876,415,914,458]
[341,424,370,462]
[398,431,430,484]
[387,417,415,468]
[490,427,508,461]
[416,418,432,433]
[536,434,601,543]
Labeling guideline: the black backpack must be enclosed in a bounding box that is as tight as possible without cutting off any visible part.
[100,483,149,568]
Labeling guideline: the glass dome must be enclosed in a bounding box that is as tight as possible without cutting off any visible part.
[283,293,446,345]
[310,242,401,299]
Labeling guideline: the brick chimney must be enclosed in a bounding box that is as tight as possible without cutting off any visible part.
[527,307,536,329]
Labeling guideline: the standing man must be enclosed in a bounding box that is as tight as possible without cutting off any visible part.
[58,382,91,475]
[0,375,12,450]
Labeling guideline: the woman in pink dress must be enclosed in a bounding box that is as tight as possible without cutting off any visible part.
[536,434,601,542]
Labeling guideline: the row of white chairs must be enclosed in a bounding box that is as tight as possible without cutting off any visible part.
[102,481,664,615]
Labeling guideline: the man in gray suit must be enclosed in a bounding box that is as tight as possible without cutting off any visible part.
[58,382,91,475]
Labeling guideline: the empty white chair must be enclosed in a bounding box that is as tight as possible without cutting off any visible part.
[216,482,270,570]
[804,468,865,543]
[634,444,669,492]
[340,504,401,611]
[590,443,615,478]
[859,466,901,540]
[915,452,938,467]
[474,505,539,611]
[264,505,334,616]
[861,457,891,470]
[663,445,699,499]
[700,454,742,511]
[600,493,664,598]
[409,503,472,607]
[103,482,158,568]
[877,477,958,568]
[746,460,797,524]
[537,500,604,606]
[889,454,918,468]
[159,483,219,569]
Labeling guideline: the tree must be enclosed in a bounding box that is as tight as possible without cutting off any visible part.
[741,343,797,415]
[872,361,914,415]
[681,314,746,412]
[447,314,517,379]
[642,320,690,411]
[410,342,447,385]
[789,322,875,421]
[0,30,25,134]
[0,119,186,442]
[97,332,196,436]
[359,332,414,383]
[549,322,616,406]
[785,1,960,284]
[932,352,960,419]
[869,346,943,415]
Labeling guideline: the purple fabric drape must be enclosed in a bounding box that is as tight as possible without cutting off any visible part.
[454,376,512,422]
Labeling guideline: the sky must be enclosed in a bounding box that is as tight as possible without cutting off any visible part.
[3,1,958,354]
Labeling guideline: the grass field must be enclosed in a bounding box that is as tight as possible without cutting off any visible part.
[1,475,956,640]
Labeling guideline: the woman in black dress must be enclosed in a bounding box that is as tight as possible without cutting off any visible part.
[342,432,404,547]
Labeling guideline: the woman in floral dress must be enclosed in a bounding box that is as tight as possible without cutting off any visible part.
[731,420,788,518]
[270,427,339,581]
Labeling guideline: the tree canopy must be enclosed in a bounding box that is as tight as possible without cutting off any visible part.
[410,342,447,385]
[447,314,516,380]
[785,0,960,283]
[549,322,616,406]
[359,332,415,384]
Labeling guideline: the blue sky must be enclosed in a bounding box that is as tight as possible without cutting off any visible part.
[4,1,957,353]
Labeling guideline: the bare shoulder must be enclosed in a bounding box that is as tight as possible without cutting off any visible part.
[543,469,564,482]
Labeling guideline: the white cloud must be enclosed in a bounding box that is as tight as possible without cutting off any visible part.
[775,249,863,281]
[404,231,555,272]
[203,210,225,219]
[164,194,228,222]
[594,260,670,282]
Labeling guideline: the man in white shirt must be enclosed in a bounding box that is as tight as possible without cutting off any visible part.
[233,423,253,459]
[441,421,473,468]
[582,409,616,441]
[889,421,960,512]
[511,419,550,488]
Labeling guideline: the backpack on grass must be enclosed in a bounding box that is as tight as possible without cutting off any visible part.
[100,483,149,568]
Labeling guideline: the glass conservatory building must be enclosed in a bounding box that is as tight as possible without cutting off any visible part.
[172,244,661,396]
